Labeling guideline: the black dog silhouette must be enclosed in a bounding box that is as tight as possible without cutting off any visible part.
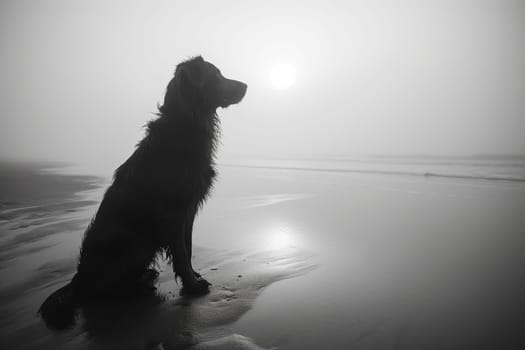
[39,56,247,329]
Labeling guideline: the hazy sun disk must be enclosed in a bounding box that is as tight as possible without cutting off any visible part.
[269,63,296,89]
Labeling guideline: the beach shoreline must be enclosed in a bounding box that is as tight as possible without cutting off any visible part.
[1,159,525,349]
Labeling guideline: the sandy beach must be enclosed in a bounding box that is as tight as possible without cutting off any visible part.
[1,159,525,349]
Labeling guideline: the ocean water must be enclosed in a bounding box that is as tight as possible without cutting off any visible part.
[220,155,525,182]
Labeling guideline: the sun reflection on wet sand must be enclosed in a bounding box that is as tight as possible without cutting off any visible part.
[265,224,297,250]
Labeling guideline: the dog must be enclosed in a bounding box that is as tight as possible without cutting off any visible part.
[38,56,247,329]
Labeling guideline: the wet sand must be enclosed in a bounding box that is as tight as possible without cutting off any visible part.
[223,166,525,350]
[1,161,525,349]
[0,162,316,349]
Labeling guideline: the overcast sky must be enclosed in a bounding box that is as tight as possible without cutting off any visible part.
[1,0,524,163]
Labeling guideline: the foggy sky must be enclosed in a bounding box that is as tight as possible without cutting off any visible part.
[1,0,524,163]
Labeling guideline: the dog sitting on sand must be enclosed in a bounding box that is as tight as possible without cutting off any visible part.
[39,56,247,329]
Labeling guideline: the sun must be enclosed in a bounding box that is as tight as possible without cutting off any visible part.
[269,63,296,89]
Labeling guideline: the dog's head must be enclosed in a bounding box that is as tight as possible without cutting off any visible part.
[162,56,247,115]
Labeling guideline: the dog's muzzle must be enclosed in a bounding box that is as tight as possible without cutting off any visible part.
[220,79,247,108]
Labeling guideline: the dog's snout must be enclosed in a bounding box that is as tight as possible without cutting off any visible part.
[238,81,248,97]
[221,78,247,107]
[226,78,246,91]
[235,81,247,100]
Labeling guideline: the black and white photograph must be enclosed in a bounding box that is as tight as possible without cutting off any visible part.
[1,1,524,349]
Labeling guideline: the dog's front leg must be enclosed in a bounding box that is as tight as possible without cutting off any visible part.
[185,203,205,280]
[166,213,210,296]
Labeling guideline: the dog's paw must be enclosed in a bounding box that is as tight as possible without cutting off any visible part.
[180,278,211,296]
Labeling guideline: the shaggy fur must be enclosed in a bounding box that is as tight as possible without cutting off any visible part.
[39,56,247,329]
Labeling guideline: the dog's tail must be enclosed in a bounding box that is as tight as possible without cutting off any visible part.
[38,278,79,330]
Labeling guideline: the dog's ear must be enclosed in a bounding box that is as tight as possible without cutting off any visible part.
[177,56,206,89]
[161,56,207,114]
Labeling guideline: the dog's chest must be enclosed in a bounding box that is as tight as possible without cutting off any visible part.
[183,162,216,204]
